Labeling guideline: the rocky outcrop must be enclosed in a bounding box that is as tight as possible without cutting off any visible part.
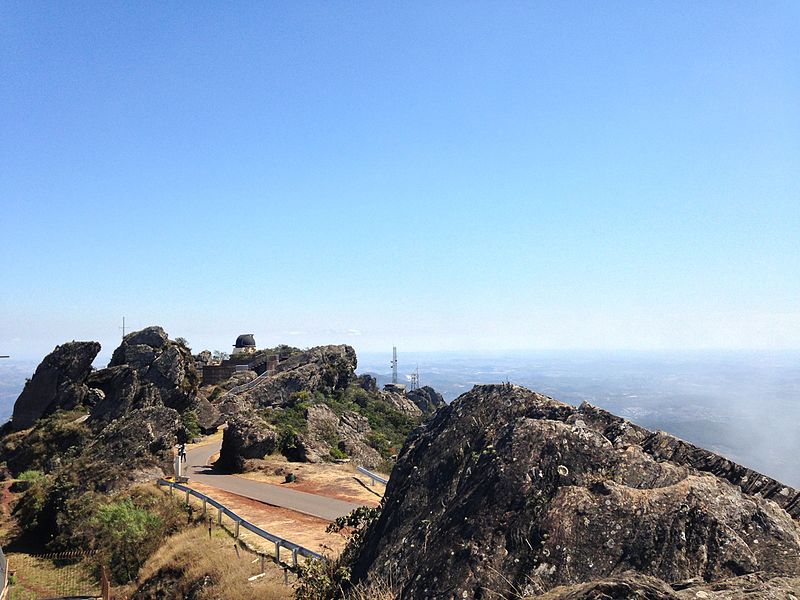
[378,390,422,417]
[242,345,357,407]
[350,385,800,599]
[11,341,101,430]
[89,327,199,426]
[217,414,278,472]
[357,374,378,393]
[406,385,446,414]
[82,405,181,491]
[304,404,383,468]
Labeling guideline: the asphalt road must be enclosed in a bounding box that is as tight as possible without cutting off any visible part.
[184,441,362,521]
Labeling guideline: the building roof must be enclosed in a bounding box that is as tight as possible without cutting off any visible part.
[234,334,256,348]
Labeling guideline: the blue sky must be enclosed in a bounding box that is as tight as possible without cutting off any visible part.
[1,2,798,360]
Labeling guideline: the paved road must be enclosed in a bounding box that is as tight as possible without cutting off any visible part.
[184,441,362,521]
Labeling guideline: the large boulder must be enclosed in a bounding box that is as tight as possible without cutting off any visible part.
[11,341,101,431]
[406,385,446,415]
[217,414,278,472]
[349,385,800,599]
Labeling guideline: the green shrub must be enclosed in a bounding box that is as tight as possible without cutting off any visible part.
[91,499,163,583]
[180,410,201,441]
[329,446,347,460]
[13,471,52,535]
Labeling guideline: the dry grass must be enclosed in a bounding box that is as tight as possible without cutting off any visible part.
[6,553,99,600]
[116,524,293,600]
[344,577,398,600]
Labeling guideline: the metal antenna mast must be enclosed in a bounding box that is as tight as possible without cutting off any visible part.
[391,346,398,384]
[409,363,420,391]
[120,316,127,338]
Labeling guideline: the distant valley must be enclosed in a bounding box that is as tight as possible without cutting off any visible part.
[359,349,800,487]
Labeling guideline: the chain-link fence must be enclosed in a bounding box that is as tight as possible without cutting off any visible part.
[5,551,101,600]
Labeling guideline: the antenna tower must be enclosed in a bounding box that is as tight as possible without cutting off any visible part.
[391,346,398,384]
[409,363,420,391]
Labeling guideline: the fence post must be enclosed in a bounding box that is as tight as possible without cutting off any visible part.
[100,565,110,600]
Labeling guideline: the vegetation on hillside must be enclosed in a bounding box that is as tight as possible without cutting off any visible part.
[262,383,417,461]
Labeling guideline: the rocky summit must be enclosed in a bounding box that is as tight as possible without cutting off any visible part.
[349,384,800,599]
[11,341,101,430]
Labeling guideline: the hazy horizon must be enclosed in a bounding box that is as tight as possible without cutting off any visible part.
[3,347,798,487]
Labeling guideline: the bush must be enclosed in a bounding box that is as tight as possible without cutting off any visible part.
[91,499,163,583]
[180,410,201,441]
[13,471,53,535]
[329,446,347,460]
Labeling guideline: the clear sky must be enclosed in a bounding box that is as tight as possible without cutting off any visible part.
[1,2,798,360]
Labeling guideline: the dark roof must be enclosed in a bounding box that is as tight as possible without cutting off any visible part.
[234,334,256,348]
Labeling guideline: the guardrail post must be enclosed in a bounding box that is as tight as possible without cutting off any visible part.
[283,567,289,586]
[371,476,375,486]
[292,548,298,568]
[234,519,240,539]
[202,497,207,516]
[260,555,266,573]
[217,507,222,525]
[169,483,174,496]
[185,489,190,504]
[274,541,281,562]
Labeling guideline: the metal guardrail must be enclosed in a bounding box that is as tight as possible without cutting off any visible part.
[157,479,324,565]
[356,466,388,486]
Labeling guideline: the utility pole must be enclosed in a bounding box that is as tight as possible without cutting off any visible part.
[120,316,127,338]
[390,346,398,385]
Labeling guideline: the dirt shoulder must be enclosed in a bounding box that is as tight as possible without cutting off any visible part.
[236,456,387,507]
[187,482,347,558]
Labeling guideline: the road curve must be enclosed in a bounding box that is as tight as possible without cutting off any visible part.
[184,441,362,521]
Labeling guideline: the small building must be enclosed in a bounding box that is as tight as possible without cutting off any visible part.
[201,333,280,385]
[232,334,257,356]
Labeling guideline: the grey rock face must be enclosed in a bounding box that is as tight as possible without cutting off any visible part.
[90,327,199,426]
[406,385,446,414]
[217,413,278,472]
[377,389,422,417]
[81,405,182,492]
[304,404,383,468]
[350,385,800,599]
[11,341,101,431]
